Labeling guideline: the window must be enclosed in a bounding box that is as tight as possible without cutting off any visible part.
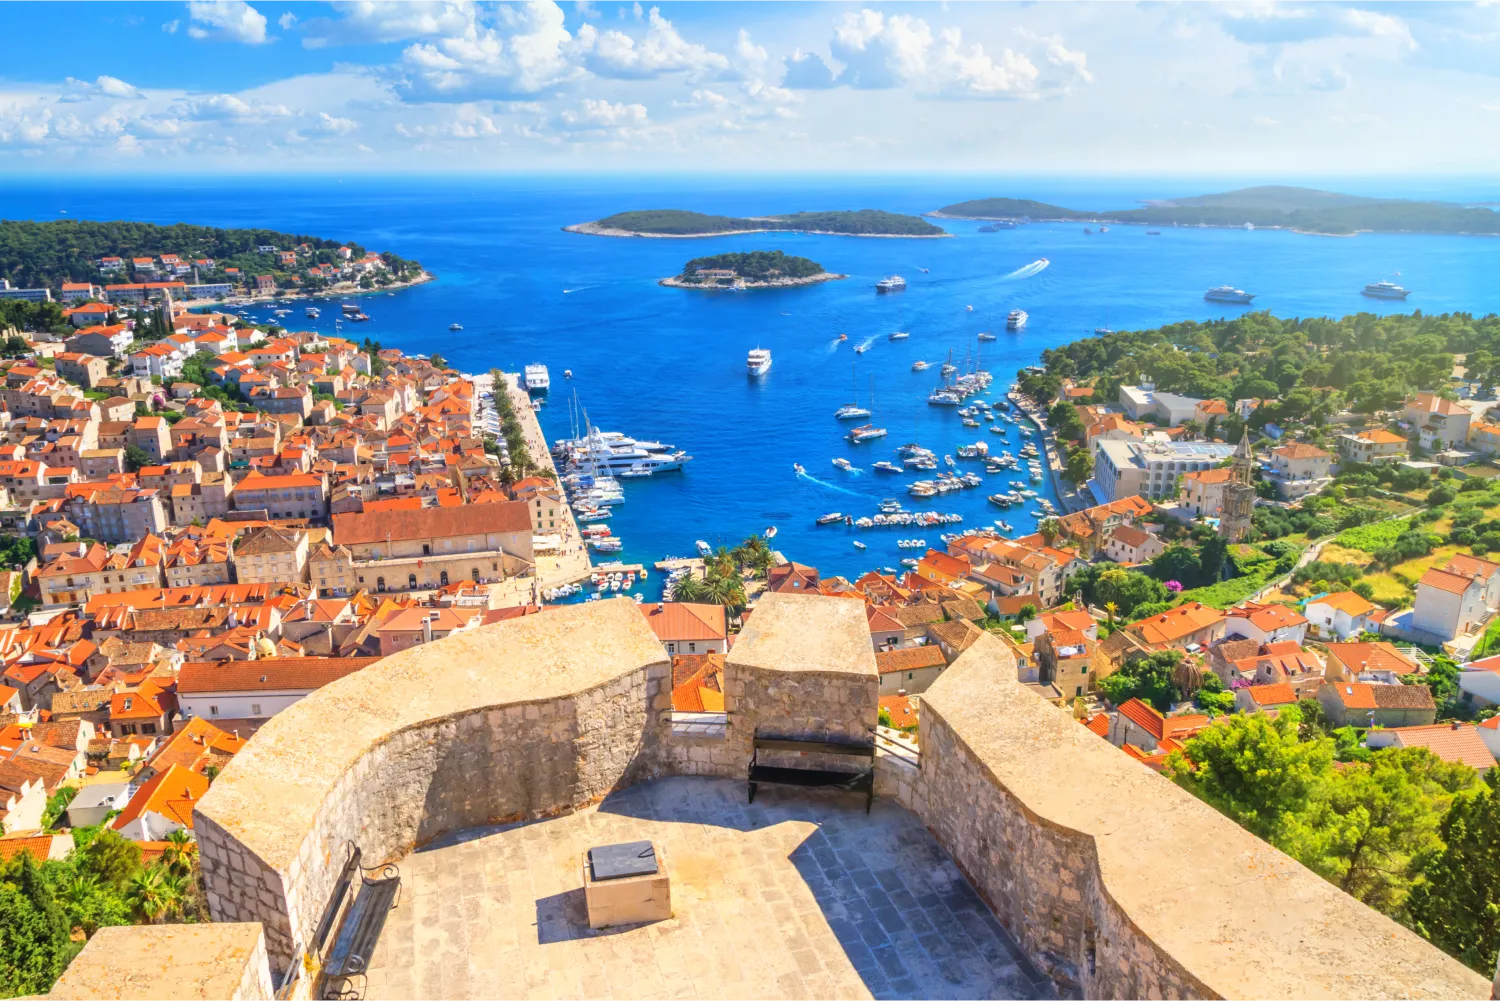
[250,703,262,715]
[141,722,156,734]
[688,642,697,653]
[408,574,417,589]
[376,576,386,592]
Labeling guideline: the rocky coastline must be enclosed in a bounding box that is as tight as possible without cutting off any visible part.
[658,272,847,290]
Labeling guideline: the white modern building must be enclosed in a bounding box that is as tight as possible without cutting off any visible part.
[1090,439,1237,503]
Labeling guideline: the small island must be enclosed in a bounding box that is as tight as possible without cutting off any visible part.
[568,208,948,238]
[928,185,1500,237]
[660,250,846,290]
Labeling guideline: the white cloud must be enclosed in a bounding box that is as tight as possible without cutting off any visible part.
[1045,40,1094,86]
[162,19,180,34]
[1253,114,1281,127]
[278,12,297,30]
[396,104,501,140]
[317,112,359,134]
[557,97,647,128]
[573,7,728,81]
[95,75,142,99]
[174,93,293,121]
[735,29,767,67]
[394,0,580,100]
[1214,4,1415,49]
[829,10,1039,99]
[302,0,477,48]
[187,1,270,44]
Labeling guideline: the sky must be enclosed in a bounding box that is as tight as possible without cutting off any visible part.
[2,1,1498,177]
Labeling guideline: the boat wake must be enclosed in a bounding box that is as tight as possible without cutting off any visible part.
[563,285,601,294]
[1002,259,1050,281]
[796,470,864,497]
[855,336,876,353]
[827,338,844,354]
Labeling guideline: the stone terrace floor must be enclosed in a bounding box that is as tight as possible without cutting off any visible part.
[364,776,1051,1001]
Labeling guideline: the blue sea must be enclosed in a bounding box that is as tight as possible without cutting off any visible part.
[10,175,1500,597]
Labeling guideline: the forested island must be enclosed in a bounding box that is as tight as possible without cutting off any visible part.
[568,208,947,238]
[660,250,845,289]
[0,218,425,295]
[931,185,1500,236]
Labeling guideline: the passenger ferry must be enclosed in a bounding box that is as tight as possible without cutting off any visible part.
[747,347,772,377]
[524,364,551,392]
[1204,286,1255,304]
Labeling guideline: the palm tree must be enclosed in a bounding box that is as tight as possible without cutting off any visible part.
[161,830,195,878]
[1104,600,1118,626]
[703,571,747,611]
[127,867,178,924]
[1038,518,1062,547]
[670,574,710,602]
[709,546,736,579]
[738,535,775,576]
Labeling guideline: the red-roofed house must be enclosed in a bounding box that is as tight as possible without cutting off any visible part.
[1459,655,1500,709]
[1366,722,1495,772]
[1101,524,1165,565]
[1225,602,1308,645]
[875,645,946,695]
[1235,682,1299,714]
[111,764,208,841]
[1107,697,1211,753]
[1337,427,1407,465]
[1413,565,1490,643]
[639,603,728,656]
[1305,591,1377,640]
[1125,602,1226,651]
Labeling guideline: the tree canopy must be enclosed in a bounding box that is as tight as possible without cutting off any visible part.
[593,208,943,236]
[680,251,824,281]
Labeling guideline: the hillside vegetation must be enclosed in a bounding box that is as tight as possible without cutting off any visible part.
[935,185,1500,235]
[680,250,825,281]
[591,208,943,236]
[0,219,364,290]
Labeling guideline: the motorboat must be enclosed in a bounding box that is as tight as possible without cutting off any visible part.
[1362,280,1411,300]
[978,331,997,341]
[793,462,806,475]
[912,360,930,371]
[889,331,910,341]
[832,457,855,471]
[876,275,907,292]
[847,424,888,444]
[1204,285,1255,304]
[1007,309,1028,330]
[747,347,772,377]
[695,540,711,556]
[449,323,463,330]
[853,540,867,549]
[873,461,902,474]
[817,512,845,525]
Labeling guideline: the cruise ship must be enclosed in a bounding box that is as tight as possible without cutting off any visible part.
[553,428,691,475]
[1007,309,1028,330]
[1204,286,1255,304]
[876,275,907,292]
[524,364,551,392]
[1362,280,1411,300]
[747,347,772,377]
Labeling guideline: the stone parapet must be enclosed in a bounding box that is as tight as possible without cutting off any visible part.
[48,923,273,1000]
[914,630,1489,1000]
[195,598,672,973]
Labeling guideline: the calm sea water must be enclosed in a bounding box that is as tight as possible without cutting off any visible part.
[10,175,1500,595]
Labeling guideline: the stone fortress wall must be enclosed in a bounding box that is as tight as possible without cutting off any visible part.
[57,594,1490,999]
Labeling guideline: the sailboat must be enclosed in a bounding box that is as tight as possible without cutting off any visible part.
[834,361,871,420]
[847,376,888,443]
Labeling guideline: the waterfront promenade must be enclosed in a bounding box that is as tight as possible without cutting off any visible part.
[476,372,593,606]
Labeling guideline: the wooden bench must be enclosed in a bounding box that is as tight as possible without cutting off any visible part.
[748,733,875,813]
[313,844,401,1000]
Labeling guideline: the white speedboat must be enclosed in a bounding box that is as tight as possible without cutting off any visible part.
[889,331,910,341]
[747,347,772,377]
[832,457,855,470]
[847,424,888,444]
[817,512,844,525]
[978,331,997,341]
[1007,309,1028,330]
[449,323,463,330]
[1204,285,1255,304]
[695,540,711,556]
[912,360,930,371]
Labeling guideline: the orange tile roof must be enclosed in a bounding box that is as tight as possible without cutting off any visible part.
[878,694,917,729]
[1229,602,1308,631]
[1246,682,1298,705]
[639,603,727,642]
[1310,591,1375,617]
[1128,602,1224,646]
[177,657,379,694]
[1356,429,1406,444]
[1387,724,1495,770]
[1272,442,1331,460]
[1444,553,1500,581]
[1324,641,1419,676]
[874,645,947,676]
[1420,568,1480,596]
[112,764,208,831]
[1081,714,1109,737]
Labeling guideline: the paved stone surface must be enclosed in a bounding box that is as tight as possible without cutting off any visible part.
[364,777,1048,1001]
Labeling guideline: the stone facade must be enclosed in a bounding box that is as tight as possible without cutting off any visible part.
[50,923,273,1000]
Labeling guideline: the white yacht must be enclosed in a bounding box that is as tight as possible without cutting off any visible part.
[888,331,910,341]
[834,403,871,420]
[1204,286,1255,304]
[524,364,551,392]
[553,427,691,475]
[449,323,463,330]
[847,424,888,444]
[876,275,907,292]
[1362,280,1411,300]
[978,331,997,342]
[1007,309,1028,330]
[747,347,772,377]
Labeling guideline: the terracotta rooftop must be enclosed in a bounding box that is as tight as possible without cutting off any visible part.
[638,603,727,642]
[1385,723,1495,771]
[1418,568,1480,596]
[874,645,947,676]
[1245,682,1298,706]
[1127,602,1224,646]
[177,657,379,695]
[1324,642,1419,676]
[332,501,531,546]
[1310,591,1376,618]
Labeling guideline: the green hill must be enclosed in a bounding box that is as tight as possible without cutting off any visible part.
[933,186,1500,236]
[587,208,944,237]
[679,250,825,282]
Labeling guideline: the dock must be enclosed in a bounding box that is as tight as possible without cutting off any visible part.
[654,557,706,576]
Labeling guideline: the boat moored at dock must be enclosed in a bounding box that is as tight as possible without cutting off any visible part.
[524,364,551,392]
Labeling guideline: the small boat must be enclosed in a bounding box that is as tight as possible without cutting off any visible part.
[978,331,997,342]
[873,461,902,474]
[889,331,910,341]
[1099,226,1109,233]
[793,463,806,475]
[564,369,572,378]
[449,323,463,330]
[1146,230,1161,236]
[965,305,974,312]
[853,540,867,550]
[838,333,848,341]
[695,540,711,556]
[876,275,906,292]
[747,347,772,377]
[918,267,929,273]
[817,512,844,525]
[853,343,869,354]
[765,526,777,539]
[832,457,855,471]
[912,360,930,371]
[1007,309,1028,330]
[847,424,888,444]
